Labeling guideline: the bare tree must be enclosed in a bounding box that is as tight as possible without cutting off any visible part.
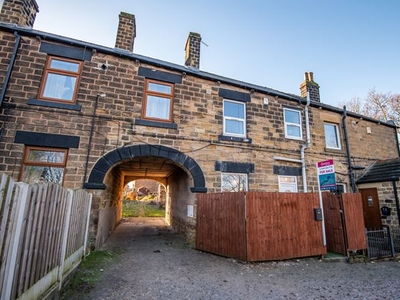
[340,88,400,125]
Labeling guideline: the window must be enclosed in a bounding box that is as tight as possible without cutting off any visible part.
[324,123,341,149]
[142,79,174,122]
[19,147,68,184]
[39,56,82,103]
[336,183,347,194]
[221,173,248,192]
[223,100,246,137]
[284,108,302,139]
[278,176,298,192]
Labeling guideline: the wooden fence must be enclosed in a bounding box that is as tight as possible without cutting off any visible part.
[196,192,326,262]
[322,192,367,255]
[0,173,92,300]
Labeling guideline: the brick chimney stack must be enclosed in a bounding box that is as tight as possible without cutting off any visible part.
[300,72,320,102]
[115,12,136,52]
[0,0,39,27]
[185,32,201,69]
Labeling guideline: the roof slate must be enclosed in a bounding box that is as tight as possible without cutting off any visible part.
[356,157,400,184]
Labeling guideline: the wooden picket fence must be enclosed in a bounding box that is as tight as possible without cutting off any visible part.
[0,173,92,300]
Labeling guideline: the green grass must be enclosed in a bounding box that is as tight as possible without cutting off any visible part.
[122,200,165,218]
[61,251,119,299]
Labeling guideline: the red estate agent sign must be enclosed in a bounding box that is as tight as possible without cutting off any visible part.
[317,159,336,191]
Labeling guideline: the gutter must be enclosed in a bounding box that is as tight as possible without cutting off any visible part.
[342,106,356,192]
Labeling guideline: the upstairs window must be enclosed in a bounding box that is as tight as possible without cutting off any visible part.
[324,123,341,149]
[221,173,248,192]
[39,56,82,103]
[142,79,174,122]
[19,146,68,185]
[223,99,246,137]
[284,108,302,139]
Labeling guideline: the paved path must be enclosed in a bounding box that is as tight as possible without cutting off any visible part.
[80,217,400,300]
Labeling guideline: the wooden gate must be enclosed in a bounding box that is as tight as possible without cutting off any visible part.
[322,193,367,255]
[196,192,326,262]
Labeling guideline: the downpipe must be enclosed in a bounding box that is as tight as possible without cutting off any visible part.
[82,94,105,187]
[301,92,311,192]
[342,106,356,192]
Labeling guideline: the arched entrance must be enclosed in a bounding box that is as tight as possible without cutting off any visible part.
[83,144,207,249]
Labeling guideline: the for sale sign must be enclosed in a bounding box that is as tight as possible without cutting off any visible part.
[317,159,336,191]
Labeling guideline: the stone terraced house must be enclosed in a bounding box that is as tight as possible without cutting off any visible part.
[0,0,399,248]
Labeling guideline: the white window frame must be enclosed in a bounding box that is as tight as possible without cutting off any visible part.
[278,175,298,193]
[223,99,246,137]
[324,123,341,150]
[221,173,248,192]
[336,183,347,193]
[284,108,302,140]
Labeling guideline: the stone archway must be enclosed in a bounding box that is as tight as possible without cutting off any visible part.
[83,144,207,193]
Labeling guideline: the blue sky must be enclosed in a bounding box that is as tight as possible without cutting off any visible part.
[33,0,400,107]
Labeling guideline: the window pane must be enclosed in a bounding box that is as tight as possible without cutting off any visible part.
[224,101,244,118]
[324,124,339,148]
[21,166,64,184]
[287,125,301,137]
[221,173,247,192]
[43,73,76,101]
[146,95,170,119]
[285,110,300,124]
[50,59,80,72]
[148,82,172,94]
[27,149,66,164]
[225,119,244,135]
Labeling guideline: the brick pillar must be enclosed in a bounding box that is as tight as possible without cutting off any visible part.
[115,12,136,52]
[0,0,39,27]
[300,72,320,102]
[185,32,201,69]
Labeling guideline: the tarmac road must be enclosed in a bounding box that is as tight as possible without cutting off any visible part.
[80,217,400,300]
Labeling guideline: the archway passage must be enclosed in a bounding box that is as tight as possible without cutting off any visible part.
[84,144,207,249]
[83,144,206,193]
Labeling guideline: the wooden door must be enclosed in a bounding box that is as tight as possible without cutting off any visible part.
[359,188,382,230]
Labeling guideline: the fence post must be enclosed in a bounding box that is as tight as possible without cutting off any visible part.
[1,183,29,300]
[57,189,74,291]
[83,193,93,257]
[387,226,395,257]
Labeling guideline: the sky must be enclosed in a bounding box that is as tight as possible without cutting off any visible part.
[32,0,400,107]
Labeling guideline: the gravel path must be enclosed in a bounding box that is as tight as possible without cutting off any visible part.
[82,217,400,300]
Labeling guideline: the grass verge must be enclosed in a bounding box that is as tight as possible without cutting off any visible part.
[61,250,119,299]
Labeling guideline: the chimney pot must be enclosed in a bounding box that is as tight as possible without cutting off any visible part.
[300,71,320,102]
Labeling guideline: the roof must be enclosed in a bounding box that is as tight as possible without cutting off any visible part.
[356,158,400,184]
[0,22,397,129]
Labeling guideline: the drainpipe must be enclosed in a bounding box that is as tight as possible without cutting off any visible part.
[0,32,21,140]
[342,106,356,192]
[392,181,400,226]
[300,92,311,192]
[83,93,105,187]
[274,93,311,192]
[0,32,21,108]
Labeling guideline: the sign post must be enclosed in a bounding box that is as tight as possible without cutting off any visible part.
[316,159,336,246]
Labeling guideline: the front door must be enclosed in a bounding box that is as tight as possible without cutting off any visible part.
[359,188,382,230]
